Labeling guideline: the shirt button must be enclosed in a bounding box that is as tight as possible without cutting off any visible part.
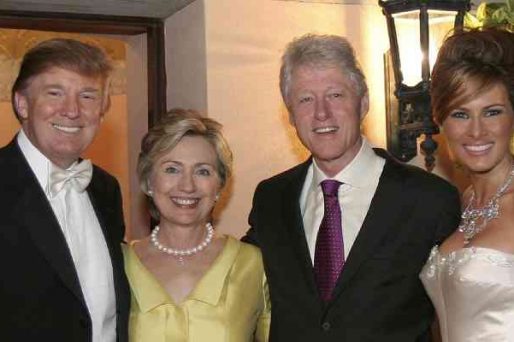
[322,322,331,331]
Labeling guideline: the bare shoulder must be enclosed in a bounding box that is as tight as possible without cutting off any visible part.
[438,230,466,255]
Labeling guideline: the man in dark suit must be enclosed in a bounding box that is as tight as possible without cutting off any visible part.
[0,39,129,341]
[243,34,461,341]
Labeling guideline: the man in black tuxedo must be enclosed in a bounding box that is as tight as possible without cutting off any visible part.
[243,34,460,341]
[0,39,129,341]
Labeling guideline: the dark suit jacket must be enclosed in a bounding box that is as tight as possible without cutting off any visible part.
[0,138,130,342]
[244,148,461,342]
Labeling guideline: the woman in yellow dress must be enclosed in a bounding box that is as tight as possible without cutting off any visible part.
[123,109,270,342]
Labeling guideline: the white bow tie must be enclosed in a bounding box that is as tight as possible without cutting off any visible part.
[47,160,93,198]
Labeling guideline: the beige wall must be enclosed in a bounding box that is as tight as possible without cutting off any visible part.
[166,0,207,113]
[166,0,392,238]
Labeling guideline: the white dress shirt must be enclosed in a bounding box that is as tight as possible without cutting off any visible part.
[300,138,385,263]
[17,130,116,342]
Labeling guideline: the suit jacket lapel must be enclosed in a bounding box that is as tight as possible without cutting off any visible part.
[8,141,85,303]
[331,154,405,300]
[282,159,320,297]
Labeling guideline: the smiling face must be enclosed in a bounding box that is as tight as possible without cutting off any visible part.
[148,135,221,229]
[442,82,514,174]
[288,64,368,176]
[15,66,107,168]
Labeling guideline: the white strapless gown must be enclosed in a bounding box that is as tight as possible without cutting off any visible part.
[420,246,514,341]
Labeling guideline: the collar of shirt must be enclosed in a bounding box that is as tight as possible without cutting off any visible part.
[309,137,381,193]
[17,129,52,193]
[17,129,81,197]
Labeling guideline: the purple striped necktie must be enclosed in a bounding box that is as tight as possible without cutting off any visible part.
[314,179,344,302]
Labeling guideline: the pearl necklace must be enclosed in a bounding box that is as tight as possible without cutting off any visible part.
[151,223,214,263]
[458,164,514,245]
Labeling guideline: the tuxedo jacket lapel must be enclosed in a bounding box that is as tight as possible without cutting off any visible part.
[87,174,117,247]
[87,168,130,327]
[8,141,86,304]
[331,155,405,300]
[86,173,124,272]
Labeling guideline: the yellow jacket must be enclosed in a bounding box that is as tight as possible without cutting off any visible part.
[123,236,270,342]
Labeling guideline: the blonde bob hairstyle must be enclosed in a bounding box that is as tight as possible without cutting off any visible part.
[137,108,233,221]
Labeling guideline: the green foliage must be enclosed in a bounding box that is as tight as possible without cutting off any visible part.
[464,0,514,31]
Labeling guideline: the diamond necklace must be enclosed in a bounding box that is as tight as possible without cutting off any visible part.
[151,222,214,263]
[458,163,514,245]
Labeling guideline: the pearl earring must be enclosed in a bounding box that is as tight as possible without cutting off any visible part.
[148,190,154,197]
[215,193,220,202]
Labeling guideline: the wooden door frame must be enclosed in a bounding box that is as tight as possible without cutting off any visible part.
[0,10,166,127]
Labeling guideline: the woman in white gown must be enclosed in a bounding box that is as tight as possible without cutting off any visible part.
[420,28,514,341]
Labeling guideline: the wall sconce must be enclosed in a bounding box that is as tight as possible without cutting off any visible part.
[379,0,470,170]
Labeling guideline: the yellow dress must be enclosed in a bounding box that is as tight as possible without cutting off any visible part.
[123,236,270,342]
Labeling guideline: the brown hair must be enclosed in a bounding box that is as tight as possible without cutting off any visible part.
[431,28,514,124]
[137,108,233,221]
[11,38,113,120]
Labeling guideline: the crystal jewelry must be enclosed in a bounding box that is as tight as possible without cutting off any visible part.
[151,222,214,263]
[458,163,514,245]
